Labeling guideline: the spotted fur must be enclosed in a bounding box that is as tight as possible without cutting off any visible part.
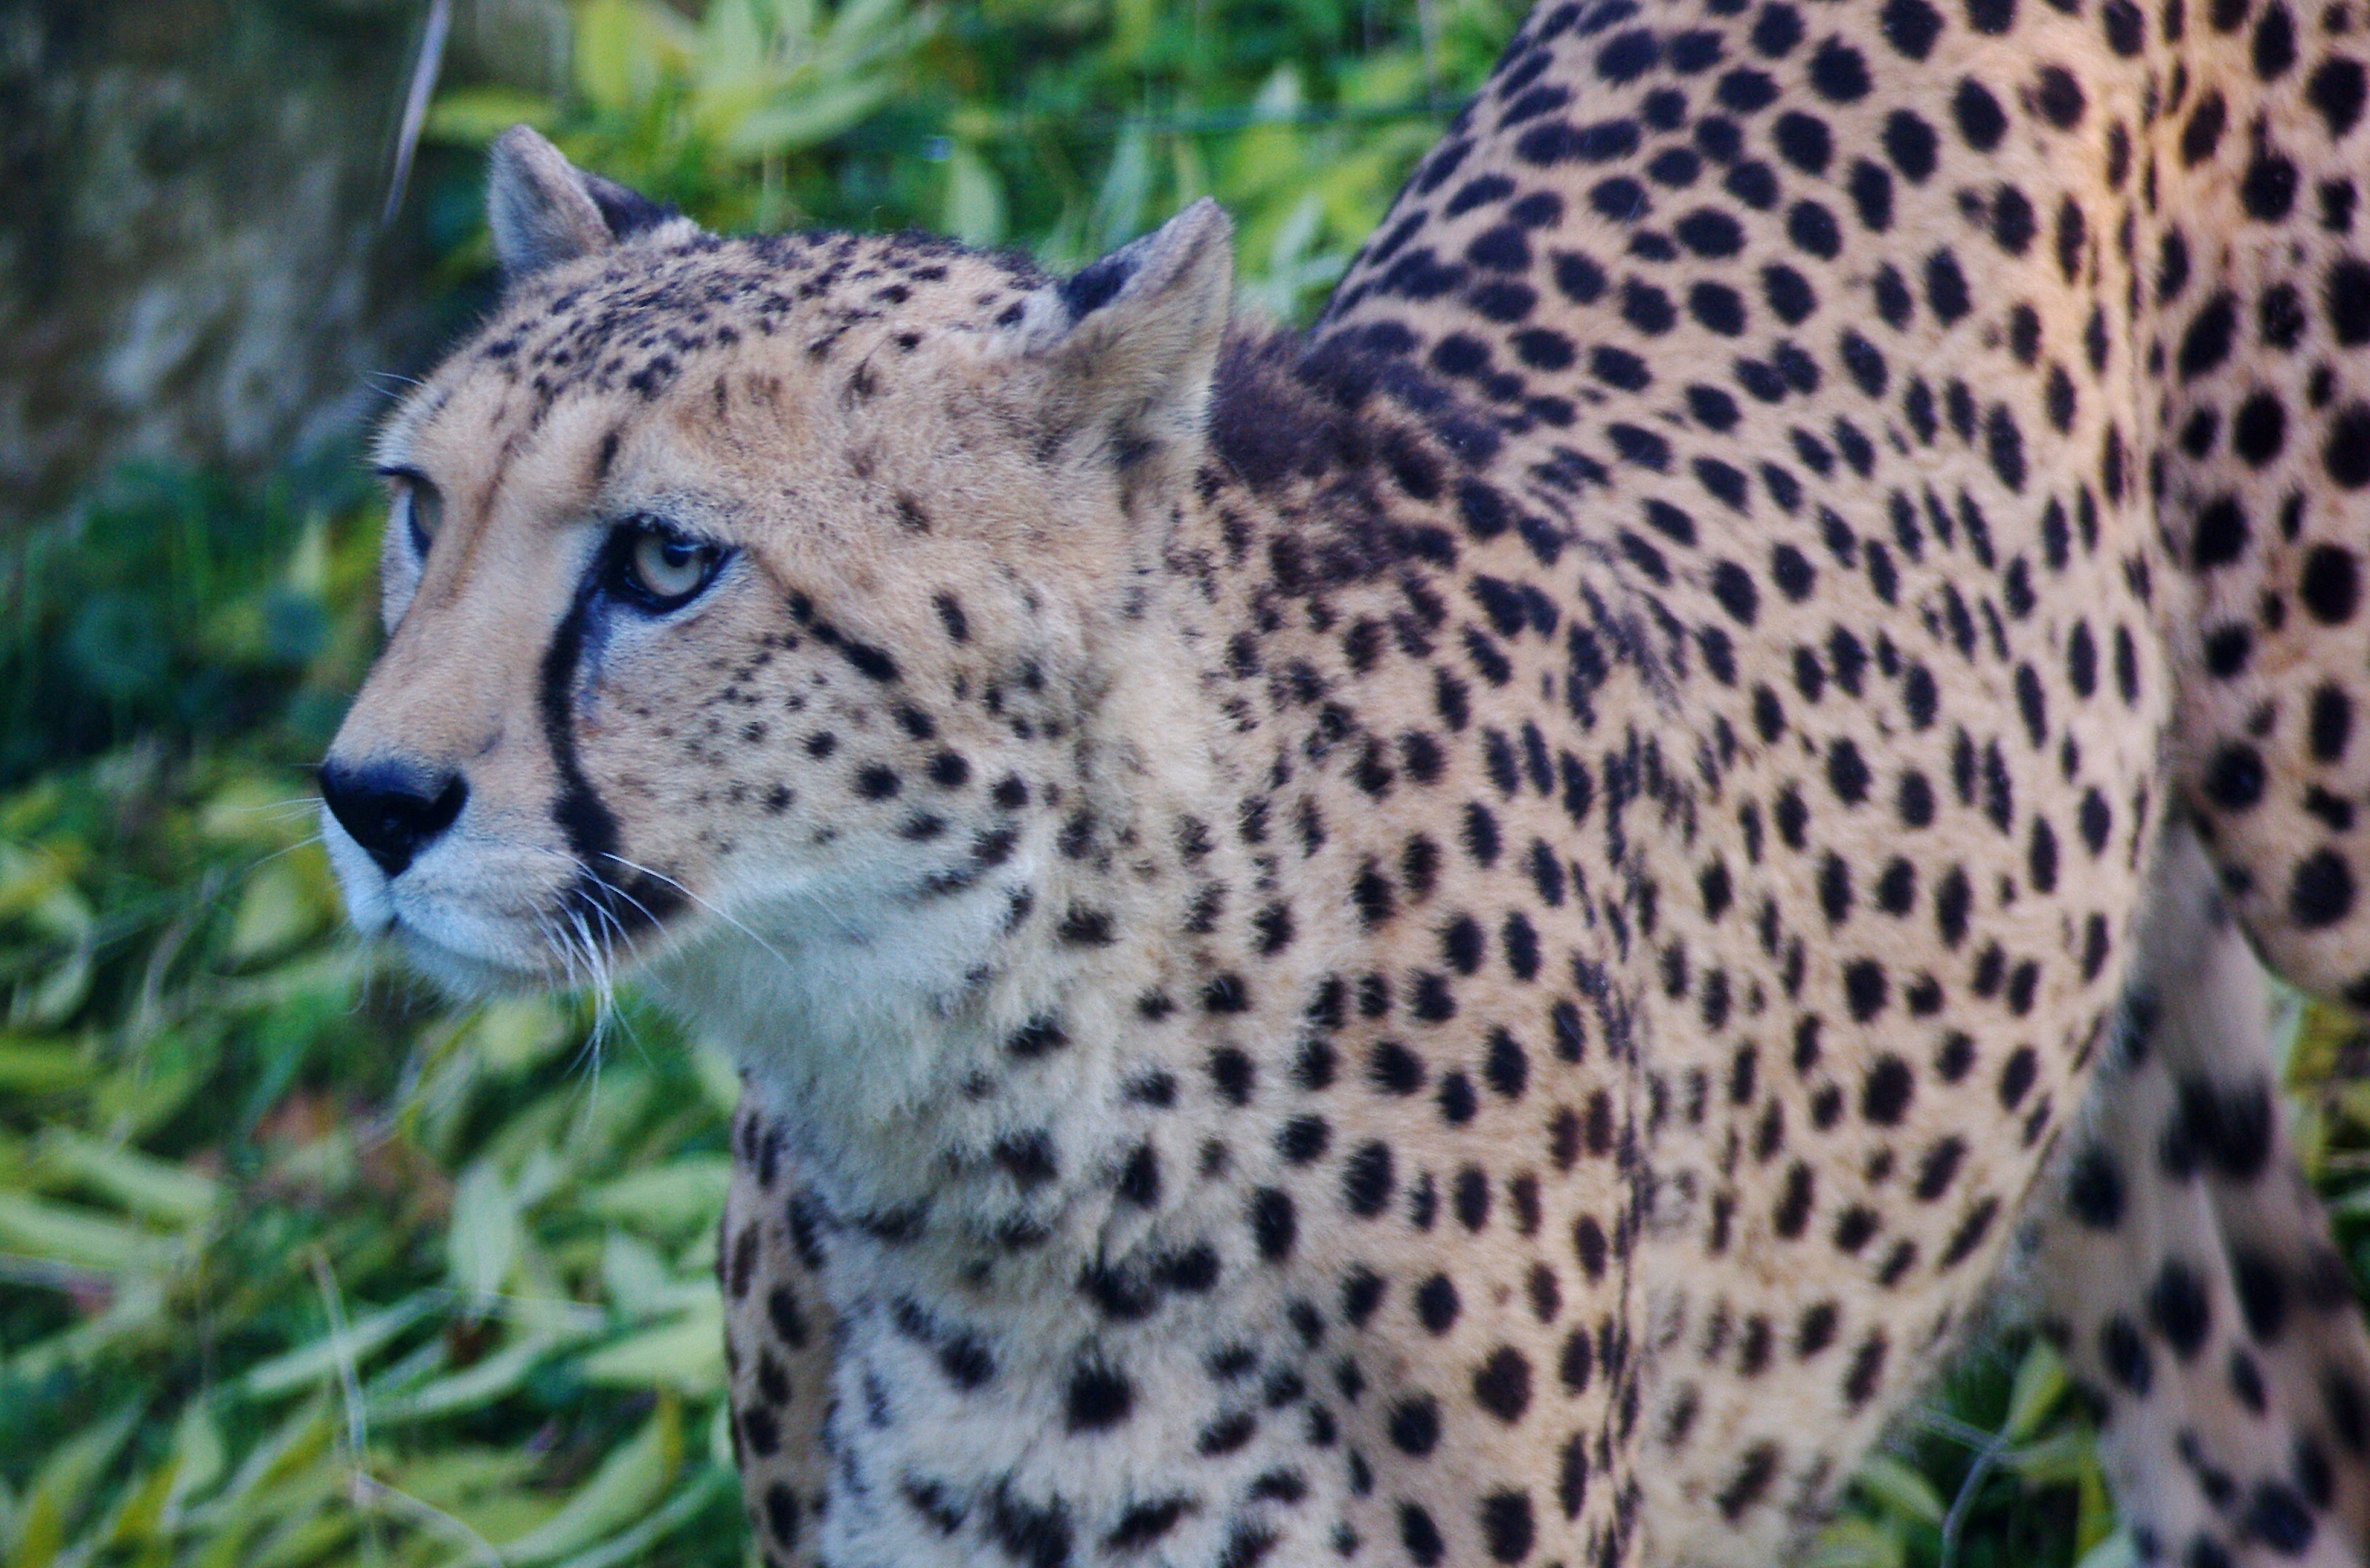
[2031,825,2370,1568]
[320,0,2370,1548]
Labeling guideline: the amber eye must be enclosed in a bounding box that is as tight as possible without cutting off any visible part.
[388,470,444,553]
[620,523,724,608]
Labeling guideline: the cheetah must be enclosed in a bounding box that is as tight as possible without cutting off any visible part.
[317,0,2370,1550]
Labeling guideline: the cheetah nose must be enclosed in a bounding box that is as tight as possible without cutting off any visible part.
[319,758,468,878]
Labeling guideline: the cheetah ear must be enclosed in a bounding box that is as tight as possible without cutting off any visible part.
[486,125,681,282]
[1013,199,1234,483]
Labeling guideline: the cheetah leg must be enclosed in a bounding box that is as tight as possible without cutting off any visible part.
[2029,820,2370,1564]
[720,1098,836,1568]
[2150,0,2370,1002]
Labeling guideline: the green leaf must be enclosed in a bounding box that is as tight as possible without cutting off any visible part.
[1852,1453,1947,1527]
[16,942,93,1028]
[192,1396,335,1527]
[698,0,770,81]
[237,1292,438,1398]
[512,1141,571,1211]
[0,841,81,927]
[578,1157,732,1235]
[4,1402,139,1568]
[0,1037,94,1093]
[0,1191,174,1272]
[2324,1175,2370,1217]
[721,79,895,156]
[944,144,1007,246]
[484,1399,681,1564]
[2076,1440,2119,1555]
[470,995,574,1076]
[227,859,325,965]
[448,1160,524,1310]
[93,1449,177,1549]
[1,1276,166,1383]
[1801,1516,1905,1568]
[1089,126,1152,252]
[577,1302,725,1395]
[92,1024,218,1136]
[576,0,696,113]
[379,1447,540,1514]
[372,1326,592,1424]
[2003,1336,2069,1440]
[549,1465,736,1568]
[491,1068,653,1180]
[598,1231,707,1321]
[241,1476,357,1568]
[38,1127,220,1224]
[425,89,563,145]
[1266,191,1326,273]
[2005,1426,2098,1487]
[195,776,311,846]
[826,0,920,51]
[163,1400,229,1516]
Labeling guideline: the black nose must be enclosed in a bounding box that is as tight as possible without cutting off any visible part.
[319,759,468,877]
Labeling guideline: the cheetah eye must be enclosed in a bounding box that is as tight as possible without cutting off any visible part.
[384,468,444,555]
[615,520,727,611]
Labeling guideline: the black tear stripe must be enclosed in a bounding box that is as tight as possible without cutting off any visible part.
[537,543,686,946]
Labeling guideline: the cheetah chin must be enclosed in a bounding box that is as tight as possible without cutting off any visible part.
[327,0,2370,1549]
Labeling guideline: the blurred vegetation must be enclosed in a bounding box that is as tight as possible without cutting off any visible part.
[420,0,1518,315]
[6,1,2370,1564]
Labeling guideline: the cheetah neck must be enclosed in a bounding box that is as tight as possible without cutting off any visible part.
[664,547,1304,1197]
[680,452,1373,1564]
[683,324,1541,1562]
[667,332,1416,1237]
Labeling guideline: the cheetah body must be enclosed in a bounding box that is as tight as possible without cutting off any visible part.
[324,0,2370,1554]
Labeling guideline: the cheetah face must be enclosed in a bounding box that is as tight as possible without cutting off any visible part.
[322,128,1232,1019]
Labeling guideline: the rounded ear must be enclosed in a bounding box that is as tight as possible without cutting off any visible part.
[485,125,683,283]
[1006,199,1236,497]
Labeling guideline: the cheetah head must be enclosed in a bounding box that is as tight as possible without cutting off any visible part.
[322,128,1233,1056]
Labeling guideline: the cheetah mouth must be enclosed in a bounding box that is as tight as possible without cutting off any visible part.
[383,882,681,997]
[416,867,691,993]
[325,814,695,996]
[391,920,558,996]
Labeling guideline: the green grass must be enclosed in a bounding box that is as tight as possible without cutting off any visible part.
[0,735,751,1566]
[10,1,2370,1562]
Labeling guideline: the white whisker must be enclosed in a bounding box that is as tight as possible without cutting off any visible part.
[569,856,668,940]
[600,852,803,981]
[247,833,327,871]
[564,902,619,1043]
